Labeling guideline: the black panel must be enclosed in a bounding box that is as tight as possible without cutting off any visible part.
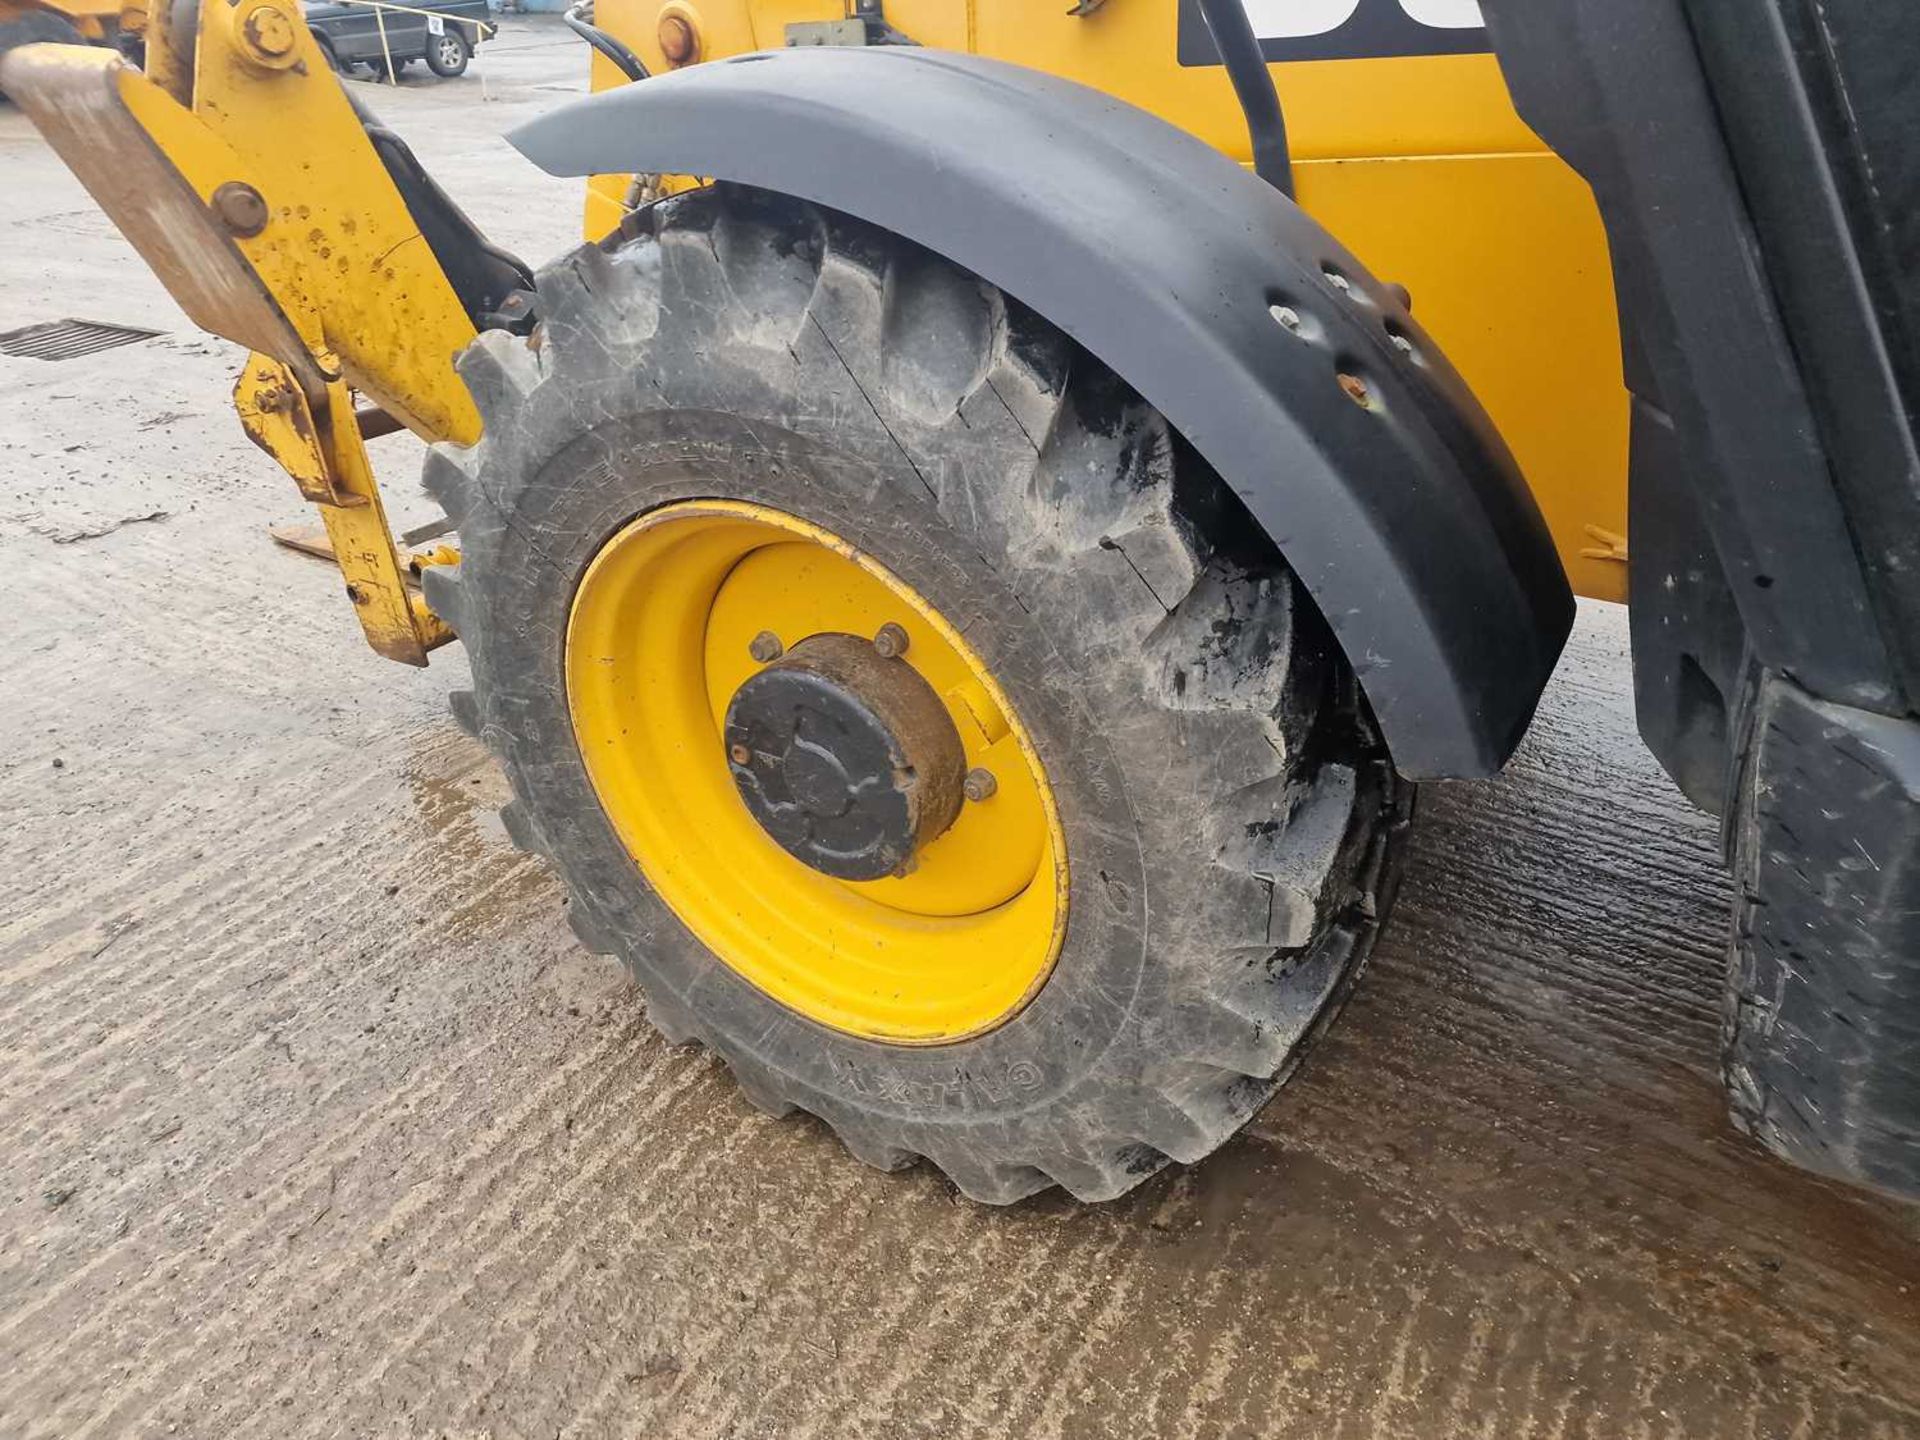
[1782,0,1920,446]
[1485,0,1920,1201]
[1482,0,1898,727]
[1624,394,1747,818]
[1682,0,1920,702]
[1176,0,1488,66]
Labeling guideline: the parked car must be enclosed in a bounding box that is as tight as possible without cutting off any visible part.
[302,0,492,79]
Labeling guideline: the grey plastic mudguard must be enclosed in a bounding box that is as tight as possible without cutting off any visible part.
[508,47,1574,779]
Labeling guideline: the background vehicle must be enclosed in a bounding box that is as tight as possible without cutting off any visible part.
[302,0,489,77]
[0,0,140,69]
[2,0,1914,1204]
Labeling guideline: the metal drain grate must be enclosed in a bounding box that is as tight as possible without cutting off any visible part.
[0,318,162,362]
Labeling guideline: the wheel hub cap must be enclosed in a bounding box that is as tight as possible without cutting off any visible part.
[724,633,965,880]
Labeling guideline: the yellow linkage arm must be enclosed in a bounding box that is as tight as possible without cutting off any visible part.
[0,2,483,664]
[233,355,453,661]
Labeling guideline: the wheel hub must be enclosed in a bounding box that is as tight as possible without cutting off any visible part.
[724,633,965,880]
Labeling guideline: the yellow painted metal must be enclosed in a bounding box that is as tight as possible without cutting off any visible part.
[582,2,1629,601]
[14,26,483,440]
[566,500,1067,1043]
[176,3,481,442]
[3,0,484,662]
[701,540,1047,918]
[5,46,326,391]
[234,351,358,507]
[234,353,450,662]
[1293,152,1629,602]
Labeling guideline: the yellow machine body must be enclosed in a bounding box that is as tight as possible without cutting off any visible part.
[586,2,1630,604]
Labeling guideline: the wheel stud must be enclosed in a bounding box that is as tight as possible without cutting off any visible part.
[873,622,909,659]
[728,742,753,766]
[963,767,997,803]
[748,630,784,663]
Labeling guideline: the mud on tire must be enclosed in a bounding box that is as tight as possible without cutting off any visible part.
[421,183,1410,1203]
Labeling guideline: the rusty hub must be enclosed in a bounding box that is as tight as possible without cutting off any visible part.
[723,632,966,881]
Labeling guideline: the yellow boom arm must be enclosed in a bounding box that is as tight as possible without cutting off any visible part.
[0,3,481,662]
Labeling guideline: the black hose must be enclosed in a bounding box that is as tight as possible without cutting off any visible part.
[563,0,649,83]
[1193,0,1293,198]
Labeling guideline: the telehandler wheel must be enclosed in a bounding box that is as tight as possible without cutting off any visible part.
[422,184,1409,1203]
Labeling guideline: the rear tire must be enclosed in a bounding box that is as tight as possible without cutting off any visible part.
[423,184,1409,1203]
[423,28,468,77]
[1723,670,1920,1198]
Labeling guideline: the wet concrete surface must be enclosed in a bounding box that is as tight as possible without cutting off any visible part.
[3,21,1919,1438]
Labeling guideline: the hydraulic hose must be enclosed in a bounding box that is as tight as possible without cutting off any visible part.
[563,1,649,83]
[1193,0,1293,198]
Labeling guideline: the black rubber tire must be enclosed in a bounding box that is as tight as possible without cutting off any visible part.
[423,28,468,77]
[422,184,1409,1203]
[1723,669,1920,1199]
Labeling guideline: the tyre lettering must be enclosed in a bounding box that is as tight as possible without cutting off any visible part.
[832,1057,1049,1108]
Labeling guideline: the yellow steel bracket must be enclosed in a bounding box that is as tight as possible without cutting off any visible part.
[0,6,483,664]
[234,354,452,659]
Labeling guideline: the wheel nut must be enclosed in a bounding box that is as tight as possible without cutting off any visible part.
[962,767,997,803]
[873,622,909,659]
[748,630,783,663]
[728,742,752,766]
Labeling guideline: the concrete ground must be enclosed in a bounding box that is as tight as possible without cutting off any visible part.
[3,20,1918,1439]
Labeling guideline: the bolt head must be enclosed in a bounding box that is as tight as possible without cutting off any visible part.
[747,630,783,663]
[962,767,998,803]
[728,742,753,766]
[241,3,297,58]
[872,622,909,659]
[1269,303,1303,335]
[657,12,697,64]
[211,181,269,239]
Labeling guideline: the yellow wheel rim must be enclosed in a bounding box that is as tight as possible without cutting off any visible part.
[565,500,1068,1044]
